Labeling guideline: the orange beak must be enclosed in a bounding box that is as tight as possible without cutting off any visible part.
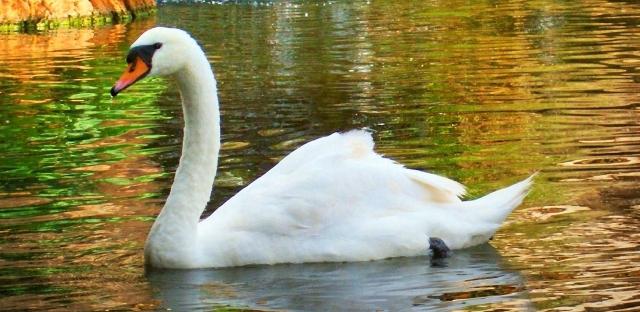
[110,56,150,97]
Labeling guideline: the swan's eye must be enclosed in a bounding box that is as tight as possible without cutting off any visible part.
[153,43,163,49]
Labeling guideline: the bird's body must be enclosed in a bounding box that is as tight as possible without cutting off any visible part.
[111,27,533,269]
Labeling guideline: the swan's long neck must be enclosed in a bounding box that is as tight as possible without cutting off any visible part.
[168,57,220,222]
[145,48,220,267]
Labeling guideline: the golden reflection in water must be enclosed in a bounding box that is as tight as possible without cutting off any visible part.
[0,19,156,82]
[493,187,640,311]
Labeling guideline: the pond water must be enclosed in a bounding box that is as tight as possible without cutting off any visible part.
[1,0,640,310]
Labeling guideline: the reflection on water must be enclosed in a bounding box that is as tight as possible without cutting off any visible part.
[1,0,640,311]
[147,245,528,311]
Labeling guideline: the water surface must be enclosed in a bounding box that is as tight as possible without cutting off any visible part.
[1,0,639,311]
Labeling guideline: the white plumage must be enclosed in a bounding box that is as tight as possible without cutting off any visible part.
[115,27,533,269]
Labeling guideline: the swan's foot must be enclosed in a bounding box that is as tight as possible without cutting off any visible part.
[428,237,451,259]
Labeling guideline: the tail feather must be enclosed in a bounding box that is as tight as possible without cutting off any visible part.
[462,173,536,224]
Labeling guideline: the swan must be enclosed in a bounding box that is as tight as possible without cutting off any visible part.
[110,27,534,269]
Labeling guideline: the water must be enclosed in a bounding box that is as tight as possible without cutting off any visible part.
[1,0,639,310]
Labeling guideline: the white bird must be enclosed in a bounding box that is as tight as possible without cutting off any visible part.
[111,27,534,269]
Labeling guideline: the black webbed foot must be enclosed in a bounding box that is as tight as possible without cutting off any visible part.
[428,237,451,259]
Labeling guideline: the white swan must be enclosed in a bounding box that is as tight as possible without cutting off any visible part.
[110,27,534,269]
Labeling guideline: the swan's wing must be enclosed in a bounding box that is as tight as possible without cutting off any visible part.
[205,130,466,234]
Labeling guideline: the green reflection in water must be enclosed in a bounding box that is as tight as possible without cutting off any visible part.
[0,21,169,309]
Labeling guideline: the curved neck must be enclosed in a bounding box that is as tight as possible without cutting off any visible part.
[148,49,220,257]
[167,56,221,222]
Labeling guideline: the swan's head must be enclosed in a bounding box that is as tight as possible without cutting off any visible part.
[110,27,200,96]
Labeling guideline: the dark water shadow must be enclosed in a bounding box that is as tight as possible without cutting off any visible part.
[146,244,529,311]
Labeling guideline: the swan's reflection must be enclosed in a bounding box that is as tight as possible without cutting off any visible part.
[146,244,528,311]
